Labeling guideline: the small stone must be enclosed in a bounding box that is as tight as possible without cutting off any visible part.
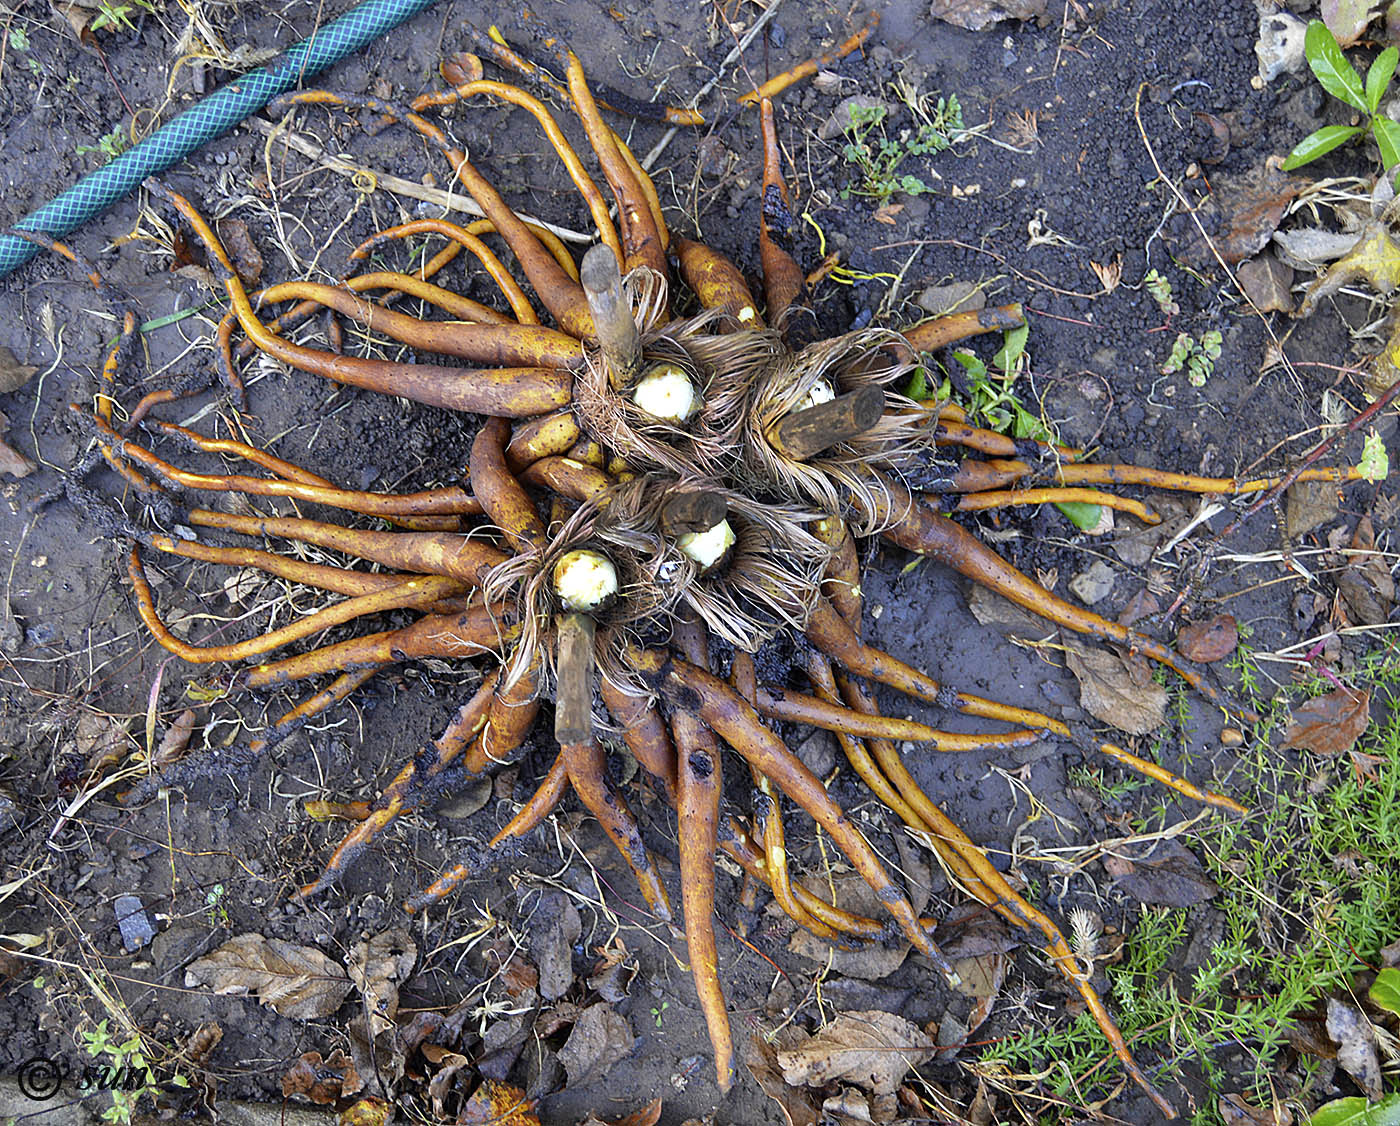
[916,281,985,317]
[115,895,155,952]
[1068,560,1116,605]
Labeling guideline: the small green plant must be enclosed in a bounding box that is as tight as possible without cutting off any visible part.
[650,1001,669,1027]
[76,128,128,162]
[89,1,159,34]
[1160,328,1222,386]
[1283,20,1400,171]
[906,321,1103,531]
[840,85,964,206]
[203,883,229,928]
[1143,268,1178,319]
[80,1019,185,1125]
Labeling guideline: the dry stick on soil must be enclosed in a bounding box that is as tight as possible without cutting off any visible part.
[580,244,642,386]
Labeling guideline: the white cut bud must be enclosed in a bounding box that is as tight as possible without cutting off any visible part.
[552,549,619,612]
[677,519,736,572]
[795,377,836,412]
[737,305,757,323]
[631,363,697,422]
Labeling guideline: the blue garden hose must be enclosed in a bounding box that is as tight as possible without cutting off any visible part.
[0,0,440,278]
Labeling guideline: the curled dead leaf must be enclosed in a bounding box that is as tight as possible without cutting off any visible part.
[185,934,352,1019]
[775,1011,934,1098]
[1064,637,1168,735]
[1176,614,1238,663]
[1326,996,1383,1100]
[281,1048,362,1104]
[1279,688,1370,758]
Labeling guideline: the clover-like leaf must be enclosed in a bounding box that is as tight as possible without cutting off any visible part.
[1366,45,1399,114]
[1306,19,1368,112]
[1283,124,1368,170]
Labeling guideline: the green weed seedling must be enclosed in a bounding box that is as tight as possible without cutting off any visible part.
[76,128,128,162]
[80,1019,187,1125]
[907,320,1104,531]
[1284,20,1400,171]
[1161,329,1222,387]
[840,82,965,206]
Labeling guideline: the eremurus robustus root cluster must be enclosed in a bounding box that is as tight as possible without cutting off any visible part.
[18,25,1376,1116]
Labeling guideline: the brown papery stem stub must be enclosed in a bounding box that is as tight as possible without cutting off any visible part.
[580,243,640,389]
[554,612,597,745]
[659,490,728,537]
[767,384,885,460]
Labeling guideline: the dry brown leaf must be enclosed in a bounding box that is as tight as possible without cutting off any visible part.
[457,1080,539,1125]
[0,411,37,479]
[185,934,352,1019]
[348,928,416,1037]
[153,709,198,768]
[0,346,38,394]
[281,1048,362,1104]
[929,0,1046,31]
[1286,479,1340,539]
[215,218,263,287]
[1236,253,1294,313]
[1178,162,1299,267]
[872,203,903,226]
[776,1011,934,1097]
[1064,638,1168,735]
[578,1097,664,1126]
[749,1030,822,1126]
[1110,839,1218,908]
[1176,614,1238,663]
[558,1003,634,1086]
[1326,996,1383,1099]
[75,711,132,776]
[1219,1092,1293,1125]
[1090,256,1123,294]
[427,1050,472,1118]
[1338,516,1396,626]
[1279,688,1371,758]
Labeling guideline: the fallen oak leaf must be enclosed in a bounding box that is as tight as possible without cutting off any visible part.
[185,934,352,1019]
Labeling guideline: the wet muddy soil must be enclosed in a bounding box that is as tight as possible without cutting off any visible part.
[0,1,1392,1124]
